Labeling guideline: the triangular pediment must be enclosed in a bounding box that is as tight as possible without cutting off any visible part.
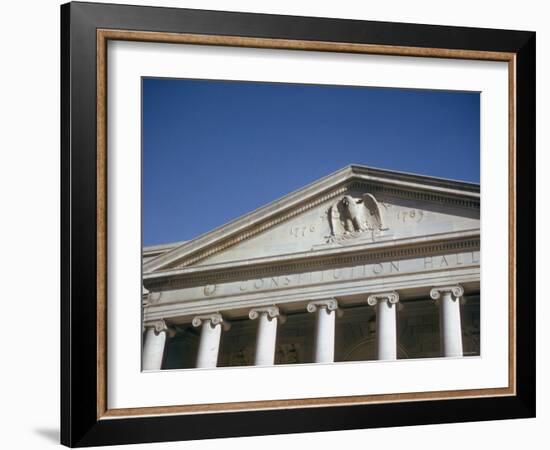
[143,165,479,274]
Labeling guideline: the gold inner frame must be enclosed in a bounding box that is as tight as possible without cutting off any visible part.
[96,29,517,420]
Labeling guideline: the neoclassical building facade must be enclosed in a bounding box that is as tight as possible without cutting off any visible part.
[142,165,480,370]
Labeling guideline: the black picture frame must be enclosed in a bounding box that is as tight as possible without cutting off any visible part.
[61,1,535,447]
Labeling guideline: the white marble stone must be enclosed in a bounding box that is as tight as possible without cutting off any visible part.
[307,299,340,363]
[368,292,400,360]
[192,313,228,368]
[249,306,284,366]
[430,285,464,357]
[142,321,169,370]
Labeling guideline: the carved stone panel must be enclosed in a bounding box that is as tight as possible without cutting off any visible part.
[328,193,387,241]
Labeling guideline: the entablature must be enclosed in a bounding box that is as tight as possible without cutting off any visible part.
[143,229,479,292]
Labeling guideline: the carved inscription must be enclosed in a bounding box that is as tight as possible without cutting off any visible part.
[198,251,479,299]
[396,209,424,223]
[424,252,479,269]
[290,224,316,238]
[235,261,401,293]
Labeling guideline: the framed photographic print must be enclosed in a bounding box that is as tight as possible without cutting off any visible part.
[60,1,536,447]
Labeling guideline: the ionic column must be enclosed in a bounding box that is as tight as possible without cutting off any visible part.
[192,313,230,368]
[249,306,285,366]
[430,285,464,357]
[307,299,341,363]
[142,320,171,370]
[367,292,400,361]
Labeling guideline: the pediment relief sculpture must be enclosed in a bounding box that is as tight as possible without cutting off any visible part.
[327,193,388,243]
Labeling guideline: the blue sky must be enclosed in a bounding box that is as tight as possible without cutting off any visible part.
[143,78,479,246]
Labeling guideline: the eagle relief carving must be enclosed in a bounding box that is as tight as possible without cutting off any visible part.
[326,193,388,243]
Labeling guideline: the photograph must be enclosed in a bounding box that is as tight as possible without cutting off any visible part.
[57,2,536,445]
[140,78,481,371]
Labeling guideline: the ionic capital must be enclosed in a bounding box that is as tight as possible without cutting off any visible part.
[367,291,400,307]
[144,319,175,337]
[307,298,344,317]
[249,306,286,323]
[192,313,231,331]
[430,285,464,302]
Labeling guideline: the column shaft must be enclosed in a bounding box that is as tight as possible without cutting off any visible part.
[142,328,167,370]
[254,313,278,366]
[439,292,463,357]
[313,307,336,363]
[376,300,397,360]
[196,321,222,368]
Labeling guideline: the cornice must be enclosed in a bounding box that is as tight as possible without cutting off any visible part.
[350,180,479,210]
